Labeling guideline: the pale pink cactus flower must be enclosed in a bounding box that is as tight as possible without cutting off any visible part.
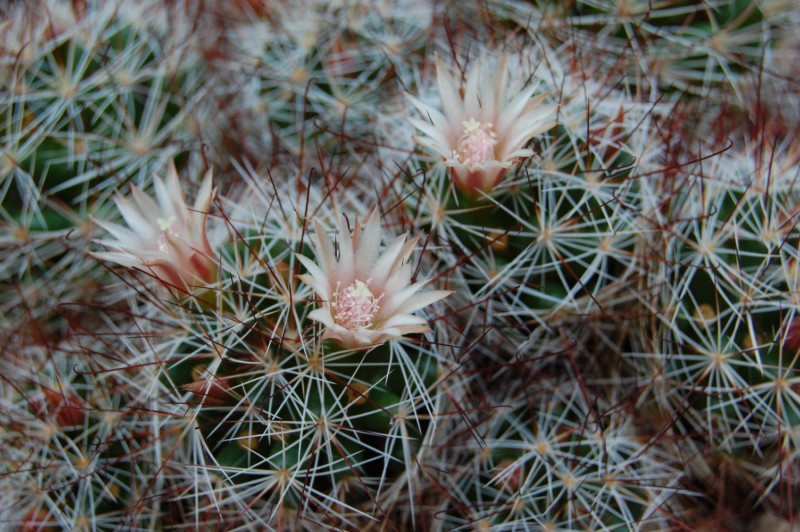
[92,162,217,291]
[297,210,451,350]
[407,54,557,197]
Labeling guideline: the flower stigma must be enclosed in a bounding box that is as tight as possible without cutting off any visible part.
[454,118,497,168]
[333,279,381,330]
[156,216,178,253]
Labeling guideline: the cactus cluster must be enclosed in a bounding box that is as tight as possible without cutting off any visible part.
[2,0,799,529]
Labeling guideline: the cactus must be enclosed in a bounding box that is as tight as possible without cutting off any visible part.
[2,0,800,529]
[433,377,685,530]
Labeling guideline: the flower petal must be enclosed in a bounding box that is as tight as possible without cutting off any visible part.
[406,93,451,133]
[115,192,156,238]
[194,167,216,214]
[393,289,452,316]
[337,215,355,282]
[89,250,141,268]
[381,312,428,329]
[370,234,416,289]
[308,307,336,328]
[91,217,138,244]
[309,221,334,277]
[435,55,465,124]
[296,255,331,299]
[355,208,381,275]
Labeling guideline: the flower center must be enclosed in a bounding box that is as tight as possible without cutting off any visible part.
[454,118,497,168]
[333,279,381,330]
[155,216,178,254]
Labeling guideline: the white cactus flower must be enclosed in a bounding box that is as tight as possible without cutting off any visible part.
[297,209,451,350]
[407,54,557,197]
[92,161,217,291]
